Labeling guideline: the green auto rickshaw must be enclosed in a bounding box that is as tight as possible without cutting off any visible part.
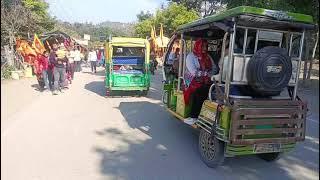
[162,6,315,167]
[104,37,151,96]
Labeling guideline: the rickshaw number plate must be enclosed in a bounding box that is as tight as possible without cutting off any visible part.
[254,143,281,153]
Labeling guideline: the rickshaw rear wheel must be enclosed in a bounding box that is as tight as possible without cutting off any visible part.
[257,152,281,162]
[199,129,225,168]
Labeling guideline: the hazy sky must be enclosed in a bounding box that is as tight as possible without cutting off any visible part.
[46,0,167,24]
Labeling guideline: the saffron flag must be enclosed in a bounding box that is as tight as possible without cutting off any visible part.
[159,23,164,46]
[32,34,45,54]
[151,26,155,40]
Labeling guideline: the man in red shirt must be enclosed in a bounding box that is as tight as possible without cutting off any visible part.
[37,51,50,92]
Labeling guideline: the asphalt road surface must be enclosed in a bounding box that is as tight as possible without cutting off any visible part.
[1,67,319,180]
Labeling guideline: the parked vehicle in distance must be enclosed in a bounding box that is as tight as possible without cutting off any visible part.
[104,37,151,96]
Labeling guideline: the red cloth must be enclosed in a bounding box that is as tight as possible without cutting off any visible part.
[97,50,102,60]
[38,54,49,71]
[33,54,49,75]
[33,58,41,74]
[183,39,212,105]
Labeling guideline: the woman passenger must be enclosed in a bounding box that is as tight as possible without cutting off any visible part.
[183,39,219,125]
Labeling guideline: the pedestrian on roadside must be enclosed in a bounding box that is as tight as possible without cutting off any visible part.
[34,52,45,91]
[97,48,102,67]
[67,47,75,79]
[48,47,57,90]
[88,48,97,73]
[38,50,50,92]
[50,43,67,95]
[74,46,81,72]
[101,48,105,67]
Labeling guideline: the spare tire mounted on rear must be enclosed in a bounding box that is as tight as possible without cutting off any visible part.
[246,46,292,97]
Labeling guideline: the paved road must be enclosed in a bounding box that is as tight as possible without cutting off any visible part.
[1,67,319,180]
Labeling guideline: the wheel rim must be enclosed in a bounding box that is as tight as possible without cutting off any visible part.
[200,131,215,161]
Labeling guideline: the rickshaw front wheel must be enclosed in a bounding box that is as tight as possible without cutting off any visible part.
[142,90,148,96]
[198,129,225,168]
[105,88,111,97]
[257,152,281,162]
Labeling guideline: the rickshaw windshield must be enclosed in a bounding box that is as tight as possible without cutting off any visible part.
[113,46,145,57]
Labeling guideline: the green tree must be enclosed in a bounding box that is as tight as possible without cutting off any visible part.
[134,3,199,38]
[135,18,154,38]
[137,11,153,22]
[167,0,227,16]
[168,0,203,12]
[22,0,55,33]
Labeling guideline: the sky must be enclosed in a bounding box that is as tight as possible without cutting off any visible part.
[46,0,167,24]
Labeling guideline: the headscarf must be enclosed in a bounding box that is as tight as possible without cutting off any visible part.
[193,39,212,71]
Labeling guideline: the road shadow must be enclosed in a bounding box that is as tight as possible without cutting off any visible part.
[93,100,319,179]
[84,81,106,96]
[84,69,163,101]
[30,84,44,92]
[82,70,105,77]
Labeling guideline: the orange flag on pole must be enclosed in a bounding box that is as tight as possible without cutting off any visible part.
[32,34,45,54]
[153,26,157,38]
[151,26,155,40]
[159,23,164,46]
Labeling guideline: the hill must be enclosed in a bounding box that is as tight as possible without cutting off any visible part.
[54,20,135,42]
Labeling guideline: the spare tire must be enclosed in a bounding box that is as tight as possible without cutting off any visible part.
[247,46,292,97]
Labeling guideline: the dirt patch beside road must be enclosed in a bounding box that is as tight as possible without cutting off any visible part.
[1,77,41,130]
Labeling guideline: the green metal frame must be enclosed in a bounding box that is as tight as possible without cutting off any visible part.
[178,6,314,31]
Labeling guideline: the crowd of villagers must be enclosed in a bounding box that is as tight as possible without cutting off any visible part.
[16,34,90,95]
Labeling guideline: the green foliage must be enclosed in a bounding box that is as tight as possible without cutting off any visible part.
[134,3,199,38]
[134,19,154,38]
[1,64,15,79]
[168,0,318,23]
[137,11,153,22]
[162,3,199,33]
[168,0,203,12]
[22,0,55,33]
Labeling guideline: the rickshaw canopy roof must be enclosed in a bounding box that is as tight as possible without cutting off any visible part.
[109,37,149,47]
[177,6,315,32]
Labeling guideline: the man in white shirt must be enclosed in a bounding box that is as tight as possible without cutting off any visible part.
[88,49,97,73]
[67,48,76,79]
[74,47,82,72]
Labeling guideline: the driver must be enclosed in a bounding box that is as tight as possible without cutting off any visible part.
[183,38,219,125]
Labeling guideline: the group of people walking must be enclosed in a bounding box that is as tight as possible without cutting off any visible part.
[35,43,84,95]
[35,44,106,95]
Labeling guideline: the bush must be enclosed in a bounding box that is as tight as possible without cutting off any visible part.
[1,64,16,79]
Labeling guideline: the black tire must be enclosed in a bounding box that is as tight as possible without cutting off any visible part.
[142,90,148,96]
[105,88,112,97]
[257,152,281,162]
[247,46,292,97]
[198,129,225,168]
